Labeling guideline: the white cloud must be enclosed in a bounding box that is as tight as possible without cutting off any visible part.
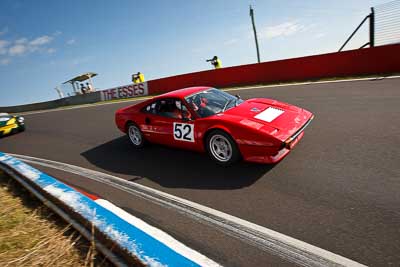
[9,44,27,55]
[71,56,91,66]
[4,34,55,57]
[260,21,307,39]
[29,35,53,46]
[15,38,28,44]
[27,45,39,53]
[0,27,8,36]
[0,40,8,47]
[54,30,62,36]
[223,38,239,46]
[314,33,326,39]
[47,48,56,54]
[0,58,11,65]
[0,33,57,63]
[0,40,9,55]
[66,39,76,45]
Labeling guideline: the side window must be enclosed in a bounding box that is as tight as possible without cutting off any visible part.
[144,98,183,119]
[142,101,159,114]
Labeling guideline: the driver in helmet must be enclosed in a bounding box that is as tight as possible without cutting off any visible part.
[174,100,192,120]
[188,95,209,117]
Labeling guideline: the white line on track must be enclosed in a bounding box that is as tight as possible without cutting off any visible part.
[18,75,400,116]
[9,153,367,267]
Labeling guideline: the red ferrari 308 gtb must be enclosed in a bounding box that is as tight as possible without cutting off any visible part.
[115,86,314,165]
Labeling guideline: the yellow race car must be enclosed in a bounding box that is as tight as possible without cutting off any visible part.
[0,113,25,137]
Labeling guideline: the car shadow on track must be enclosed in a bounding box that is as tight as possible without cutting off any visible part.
[81,136,274,190]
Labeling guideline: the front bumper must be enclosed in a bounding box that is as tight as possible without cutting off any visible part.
[241,131,305,164]
[283,115,314,149]
[240,115,313,164]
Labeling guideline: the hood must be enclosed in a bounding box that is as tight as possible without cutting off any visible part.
[0,116,13,127]
[224,98,313,141]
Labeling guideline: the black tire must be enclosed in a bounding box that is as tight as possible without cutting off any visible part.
[126,122,145,148]
[205,129,241,166]
[19,125,25,132]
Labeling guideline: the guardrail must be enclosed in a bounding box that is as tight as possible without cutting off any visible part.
[0,152,218,267]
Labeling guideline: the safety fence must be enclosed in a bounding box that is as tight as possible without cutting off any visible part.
[339,0,400,51]
[374,0,400,45]
[0,152,217,267]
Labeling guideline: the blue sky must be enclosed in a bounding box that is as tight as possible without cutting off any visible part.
[0,0,390,106]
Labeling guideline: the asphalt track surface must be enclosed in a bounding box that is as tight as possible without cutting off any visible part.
[1,78,400,266]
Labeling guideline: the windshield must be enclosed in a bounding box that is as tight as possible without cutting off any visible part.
[185,88,243,118]
[0,115,12,121]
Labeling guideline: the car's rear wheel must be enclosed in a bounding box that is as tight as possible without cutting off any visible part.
[127,122,145,148]
[206,130,240,166]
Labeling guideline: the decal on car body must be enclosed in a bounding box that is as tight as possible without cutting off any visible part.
[173,123,195,142]
[254,107,284,122]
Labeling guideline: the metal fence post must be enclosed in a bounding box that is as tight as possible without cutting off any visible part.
[370,7,375,47]
[249,5,261,63]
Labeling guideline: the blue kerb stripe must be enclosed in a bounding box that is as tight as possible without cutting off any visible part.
[0,152,200,267]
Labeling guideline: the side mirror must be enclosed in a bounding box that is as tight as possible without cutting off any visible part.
[235,94,241,99]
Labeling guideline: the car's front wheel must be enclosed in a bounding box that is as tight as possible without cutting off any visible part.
[206,130,240,166]
[127,122,145,148]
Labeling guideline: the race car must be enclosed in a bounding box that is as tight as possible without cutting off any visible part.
[115,86,314,165]
[0,113,25,137]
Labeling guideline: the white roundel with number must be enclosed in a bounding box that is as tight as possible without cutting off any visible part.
[173,123,194,142]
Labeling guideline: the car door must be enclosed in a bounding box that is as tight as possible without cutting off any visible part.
[141,98,197,150]
[140,99,171,144]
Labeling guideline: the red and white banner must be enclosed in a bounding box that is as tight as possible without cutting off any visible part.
[100,82,148,101]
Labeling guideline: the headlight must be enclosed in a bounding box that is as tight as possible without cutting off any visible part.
[17,117,24,122]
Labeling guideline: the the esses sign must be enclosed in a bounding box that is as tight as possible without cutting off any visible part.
[101,82,148,101]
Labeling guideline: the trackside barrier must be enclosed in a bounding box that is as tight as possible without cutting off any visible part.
[0,82,148,113]
[2,44,398,113]
[0,92,102,113]
[147,44,400,94]
[0,152,218,267]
